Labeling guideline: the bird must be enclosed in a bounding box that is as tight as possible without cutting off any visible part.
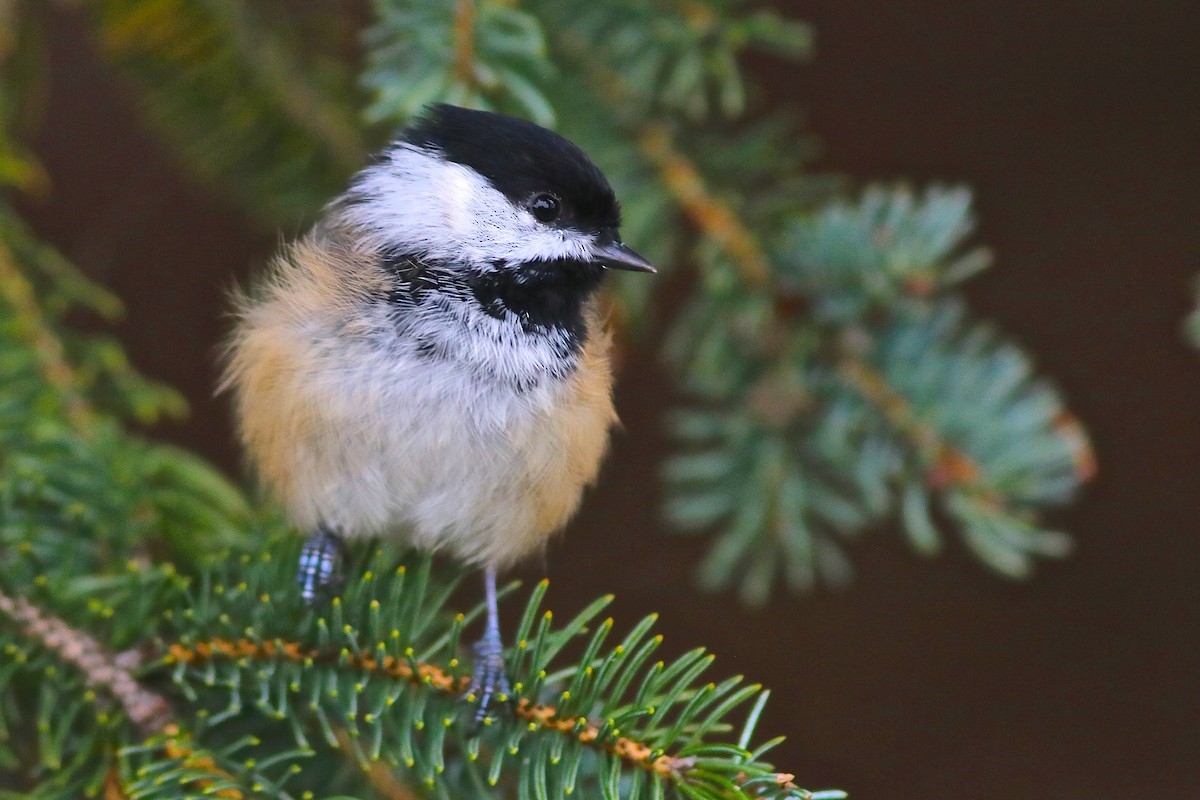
[221,103,655,719]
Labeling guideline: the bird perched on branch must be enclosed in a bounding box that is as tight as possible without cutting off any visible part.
[221,104,655,719]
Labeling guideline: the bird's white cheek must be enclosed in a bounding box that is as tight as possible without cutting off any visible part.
[443,170,487,240]
[506,228,594,264]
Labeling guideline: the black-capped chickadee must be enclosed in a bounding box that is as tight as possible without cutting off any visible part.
[222,104,655,717]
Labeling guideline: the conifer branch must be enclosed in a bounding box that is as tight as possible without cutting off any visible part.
[126,722,300,800]
[103,764,129,800]
[0,238,96,432]
[560,38,985,499]
[635,123,773,289]
[836,356,991,495]
[333,727,422,800]
[838,355,1095,491]
[76,0,364,225]
[0,590,172,735]
[555,32,772,289]
[150,552,836,798]
[451,0,477,89]
[163,635,759,784]
[200,0,365,171]
[552,22,1092,593]
[155,725,248,800]
[1052,410,1098,482]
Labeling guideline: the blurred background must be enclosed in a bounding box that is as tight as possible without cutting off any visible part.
[18,1,1199,797]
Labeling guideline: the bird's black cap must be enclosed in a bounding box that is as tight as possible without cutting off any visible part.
[403,104,621,234]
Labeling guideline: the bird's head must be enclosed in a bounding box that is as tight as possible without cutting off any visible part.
[342,104,655,285]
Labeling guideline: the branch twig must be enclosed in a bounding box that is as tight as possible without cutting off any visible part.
[0,590,171,734]
[451,0,477,88]
[836,356,991,493]
[635,124,772,288]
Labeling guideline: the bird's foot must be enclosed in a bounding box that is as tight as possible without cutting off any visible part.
[466,630,511,726]
[297,525,346,605]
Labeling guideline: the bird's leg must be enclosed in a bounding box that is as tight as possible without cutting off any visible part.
[297,523,346,605]
[468,567,511,722]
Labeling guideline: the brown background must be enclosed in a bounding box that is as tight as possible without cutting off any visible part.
[21,2,1199,797]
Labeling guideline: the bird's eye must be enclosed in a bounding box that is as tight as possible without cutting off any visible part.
[529,193,561,223]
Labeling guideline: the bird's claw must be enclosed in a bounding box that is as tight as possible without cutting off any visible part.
[466,634,511,726]
[297,526,346,605]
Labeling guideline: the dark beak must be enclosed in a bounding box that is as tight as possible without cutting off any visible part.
[591,240,657,273]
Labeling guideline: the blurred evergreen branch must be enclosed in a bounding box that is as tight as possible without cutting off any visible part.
[509,2,1090,600]
[364,0,557,125]
[74,0,370,227]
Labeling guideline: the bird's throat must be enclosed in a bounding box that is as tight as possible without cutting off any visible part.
[467,259,604,349]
